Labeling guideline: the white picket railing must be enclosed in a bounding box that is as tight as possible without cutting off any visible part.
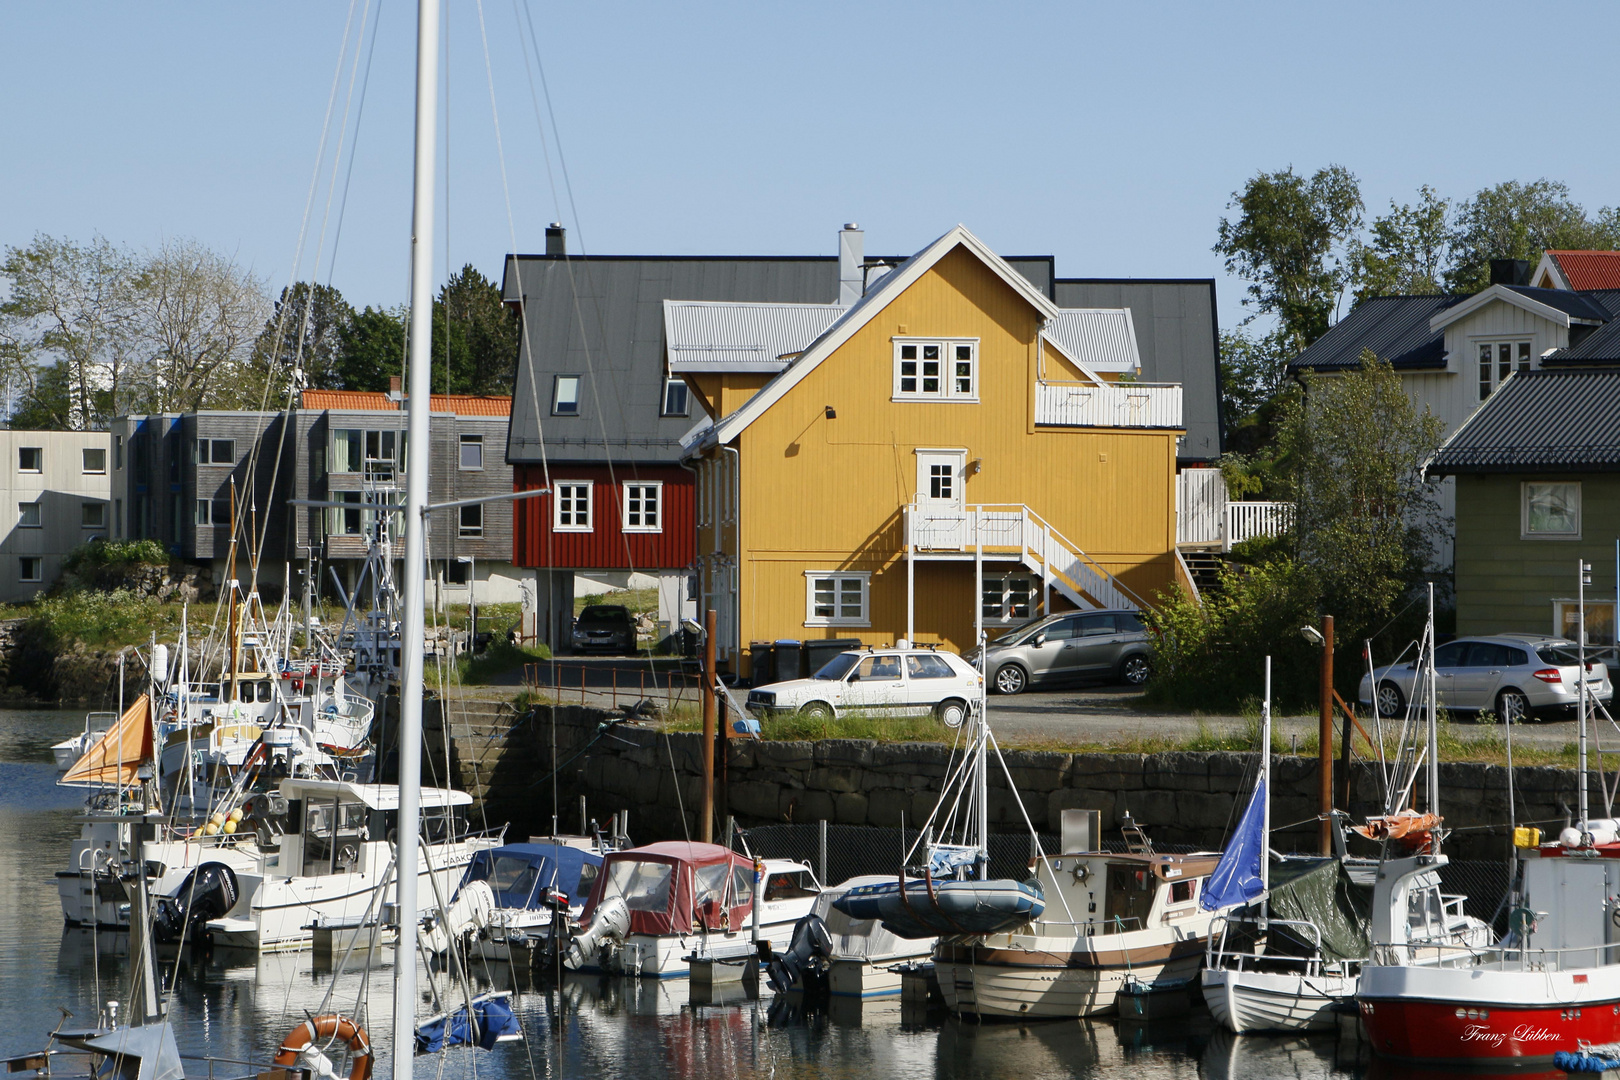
[1035,381,1182,429]
[1223,501,1293,550]
[904,503,1148,612]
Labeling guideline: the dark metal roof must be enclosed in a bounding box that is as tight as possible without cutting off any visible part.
[1504,285,1612,323]
[1288,295,1462,374]
[1052,278,1223,462]
[1538,290,1620,364]
[503,253,1053,465]
[1428,368,1620,474]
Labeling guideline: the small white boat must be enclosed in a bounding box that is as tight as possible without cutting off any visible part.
[52,712,116,772]
[422,841,605,961]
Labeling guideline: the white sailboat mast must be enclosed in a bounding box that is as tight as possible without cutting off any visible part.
[1426,583,1440,853]
[1261,655,1270,896]
[392,0,439,1074]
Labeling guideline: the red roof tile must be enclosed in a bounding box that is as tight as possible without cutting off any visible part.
[1549,250,1620,291]
[301,390,396,411]
[430,394,512,416]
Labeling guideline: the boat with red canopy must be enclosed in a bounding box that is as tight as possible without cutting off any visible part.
[564,841,820,977]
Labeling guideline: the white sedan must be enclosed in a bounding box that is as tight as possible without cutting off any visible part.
[745,646,982,727]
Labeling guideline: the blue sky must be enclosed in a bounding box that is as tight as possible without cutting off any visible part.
[5,2,1617,329]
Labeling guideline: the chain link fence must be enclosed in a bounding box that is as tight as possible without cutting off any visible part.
[731,820,1516,930]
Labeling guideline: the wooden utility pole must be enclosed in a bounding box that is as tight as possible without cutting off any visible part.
[1318,614,1335,854]
[700,607,717,844]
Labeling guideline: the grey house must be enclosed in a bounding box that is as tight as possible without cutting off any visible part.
[1428,368,1620,652]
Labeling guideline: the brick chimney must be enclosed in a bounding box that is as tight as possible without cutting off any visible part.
[546,223,566,256]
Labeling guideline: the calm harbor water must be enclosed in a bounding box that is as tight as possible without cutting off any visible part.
[0,706,1399,1079]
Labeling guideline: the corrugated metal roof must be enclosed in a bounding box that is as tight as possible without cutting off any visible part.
[663,301,846,373]
[301,390,395,411]
[1428,369,1620,474]
[1288,295,1462,373]
[430,394,511,416]
[1042,309,1140,372]
[1505,285,1612,322]
[1054,279,1222,462]
[1550,251,1620,291]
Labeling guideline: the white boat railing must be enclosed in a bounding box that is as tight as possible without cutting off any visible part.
[1369,934,1620,973]
[1207,914,1348,975]
[1035,381,1183,429]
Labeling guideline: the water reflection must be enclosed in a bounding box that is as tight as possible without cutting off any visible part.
[3,707,1395,1079]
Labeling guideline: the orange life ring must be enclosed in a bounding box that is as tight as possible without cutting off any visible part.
[274,1015,373,1080]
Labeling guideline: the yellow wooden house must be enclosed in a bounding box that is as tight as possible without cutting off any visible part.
[676,225,1189,674]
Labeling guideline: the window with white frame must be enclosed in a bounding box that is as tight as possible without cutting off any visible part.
[805,571,870,627]
[1477,340,1532,401]
[18,502,40,529]
[622,482,662,532]
[894,339,978,401]
[81,502,106,529]
[555,482,592,531]
[459,503,483,537]
[18,447,41,473]
[1523,481,1580,538]
[83,448,106,474]
[982,573,1034,621]
[459,434,484,470]
[662,378,689,417]
[18,557,41,583]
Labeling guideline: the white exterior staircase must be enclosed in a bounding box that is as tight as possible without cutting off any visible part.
[904,503,1148,612]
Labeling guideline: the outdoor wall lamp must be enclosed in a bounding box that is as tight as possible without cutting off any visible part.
[824,406,836,420]
[1300,625,1325,646]
[970,458,983,475]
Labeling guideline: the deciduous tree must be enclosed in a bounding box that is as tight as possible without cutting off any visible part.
[1446,179,1620,293]
[1349,185,1451,302]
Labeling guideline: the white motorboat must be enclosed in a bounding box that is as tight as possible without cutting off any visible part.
[564,841,821,977]
[422,840,605,962]
[51,711,116,772]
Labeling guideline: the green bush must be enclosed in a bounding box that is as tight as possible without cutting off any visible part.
[61,539,167,576]
[23,589,172,650]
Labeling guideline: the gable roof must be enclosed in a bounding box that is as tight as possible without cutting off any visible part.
[664,301,846,373]
[1288,295,1461,374]
[1534,250,1620,292]
[1427,368,1620,475]
[1543,290,1620,364]
[690,226,1059,453]
[1054,278,1222,461]
[298,389,511,416]
[1430,283,1608,332]
[502,249,1055,465]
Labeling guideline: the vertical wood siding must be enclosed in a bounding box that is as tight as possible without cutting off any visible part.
[512,463,694,570]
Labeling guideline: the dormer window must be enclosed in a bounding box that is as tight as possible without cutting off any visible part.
[1477,340,1531,400]
[893,339,978,402]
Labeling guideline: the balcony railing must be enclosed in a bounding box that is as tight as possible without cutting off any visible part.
[1035,381,1182,429]
[1224,501,1293,550]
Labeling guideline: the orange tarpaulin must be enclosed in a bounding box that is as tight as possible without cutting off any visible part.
[1353,809,1441,852]
[60,694,153,789]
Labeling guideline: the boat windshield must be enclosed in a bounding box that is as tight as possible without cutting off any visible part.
[475,856,541,903]
[694,861,731,906]
[601,859,674,913]
[812,653,859,680]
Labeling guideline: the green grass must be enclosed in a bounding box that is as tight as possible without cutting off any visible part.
[574,587,658,617]
[662,707,951,743]
[436,640,552,687]
[0,592,216,651]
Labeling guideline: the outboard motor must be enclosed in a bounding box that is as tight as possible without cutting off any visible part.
[767,914,833,993]
[421,880,496,955]
[563,895,629,970]
[153,862,239,944]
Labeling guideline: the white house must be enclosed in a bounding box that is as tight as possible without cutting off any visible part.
[0,430,114,601]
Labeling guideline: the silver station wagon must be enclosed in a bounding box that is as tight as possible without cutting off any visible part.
[1358,634,1613,722]
[966,609,1153,695]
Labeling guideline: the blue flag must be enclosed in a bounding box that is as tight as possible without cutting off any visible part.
[1201,778,1266,911]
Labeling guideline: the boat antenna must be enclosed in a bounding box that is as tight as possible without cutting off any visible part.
[391,0,439,1073]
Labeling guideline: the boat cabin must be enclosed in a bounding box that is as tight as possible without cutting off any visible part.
[456,843,603,911]
[277,778,472,878]
[579,841,820,936]
[1039,851,1222,936]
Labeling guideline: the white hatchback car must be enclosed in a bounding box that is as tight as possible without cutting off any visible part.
[745,646,982,727]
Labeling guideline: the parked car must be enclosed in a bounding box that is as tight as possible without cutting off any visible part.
[745,645,982,727]
[966,609,1152,695]
[572,605,636,654]
[1358,634,1613,722]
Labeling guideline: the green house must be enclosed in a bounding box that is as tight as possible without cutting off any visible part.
[1428,368,1620,650]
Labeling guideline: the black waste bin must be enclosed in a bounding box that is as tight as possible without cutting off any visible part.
[772,640,805,682]
[748,641,774,686]
[804,638,863,677]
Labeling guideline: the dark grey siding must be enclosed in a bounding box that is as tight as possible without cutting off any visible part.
[1053,279,1224,463]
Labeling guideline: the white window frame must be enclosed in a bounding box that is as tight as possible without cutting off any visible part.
[892,337,979,402]
[662,378,690,417]
[622,481,663,533]
[982,572,1034,622]
[1474,338,1533,401]
[18,447,41,473]
[18,556,41,583]
[459,503,483,537]
[82,447,106,475]
[1522,481,1581,539]
[804,571,871,628]
[1553,599,1617,649]
[18,502,40,529]
[554,481,593,532]
[459,433,484,471]
[81,502,106,529]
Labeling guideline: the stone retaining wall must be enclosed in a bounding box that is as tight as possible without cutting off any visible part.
[463,706,1585,860]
